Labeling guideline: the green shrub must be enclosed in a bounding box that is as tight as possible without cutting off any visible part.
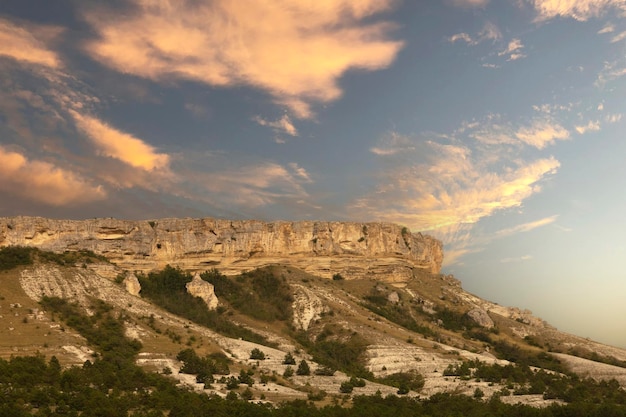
[250,348,265,360]
[296,360,310,376]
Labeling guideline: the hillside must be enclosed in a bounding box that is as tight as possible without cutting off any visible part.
[2,242,626,412]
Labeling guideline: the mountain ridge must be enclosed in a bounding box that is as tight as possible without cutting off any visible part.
[0,216,443,282]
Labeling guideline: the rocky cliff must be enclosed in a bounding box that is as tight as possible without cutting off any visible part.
[0,217,443,281]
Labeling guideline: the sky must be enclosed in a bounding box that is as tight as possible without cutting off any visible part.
[1,0,626,348]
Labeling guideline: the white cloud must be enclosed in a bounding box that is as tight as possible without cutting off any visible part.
[499,38,526,61]
[288,162,313,183]
[574,120,601,134]
[448,22,501,46]
[530,0,626,21]
[81,0,404,118]
[448,0,490,7]
[606,113,623,122]
[611,30,626,42]
[515,120,570,148]
[598,23,615,34]
[494,215,559,238]
[501,255,533,263]
[0,146,105,206]
[254,115,299,137]
[369,131,416,155]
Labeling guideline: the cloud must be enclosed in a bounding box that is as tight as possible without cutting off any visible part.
[498,38,526,61]
[288,162,313,183]
[448,22,501,45]
[369,131,416,155]
[598,23,615,34]
[500,255,533,263]
[0,146,105,206]
[193,161,311,207]
[611,30,626,42]
[515,120,570,148]
[0,18,63,68]
[530,0,626,21]
[254,115,298,137]
[81,0,404,118]
[574,120,601,134]
[70,111,171,171]
[494,215,558,238]
[448,0,490,7]
[355,135,561,232]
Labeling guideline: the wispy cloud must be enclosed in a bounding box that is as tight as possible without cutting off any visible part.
[448,22,501,45]
[598,23,615,34]
[81,0,404,118]
[254,115,299,138]
[500,255,533,263]
[611,30,626,42]
[355,135,561,232]
[369,131,416,155]
[448,0,490,7]
[71,111,171,171]
[530,0,626,21]
[0,146,105,206]
[494,215,558,238]
[498,38,526,61]
[574,120,601,134]
[0,18,63,68]
[515,119,570,148]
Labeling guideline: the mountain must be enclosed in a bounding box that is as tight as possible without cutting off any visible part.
[1,216,626,410]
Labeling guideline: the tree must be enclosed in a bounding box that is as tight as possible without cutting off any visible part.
[250,348,265,360]
[296,360,310,376]
[283,352,296,365]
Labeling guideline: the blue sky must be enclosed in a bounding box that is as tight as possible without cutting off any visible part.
[1,0,626,347]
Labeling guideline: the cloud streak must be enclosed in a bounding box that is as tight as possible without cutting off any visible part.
[0,18,63,68]
[81,0,404,118]
[71,111,171,171]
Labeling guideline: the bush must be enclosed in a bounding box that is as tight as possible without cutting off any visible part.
[340,381,354,393]
[250,348,265,360]
[283,366,294,378]
[332,273,344,281]
[283,352,296,365]
[296,360,311,376]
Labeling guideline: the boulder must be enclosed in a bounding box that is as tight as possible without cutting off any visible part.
[123,274,141,296]
[185,273,218,310]
[466,308,494,329]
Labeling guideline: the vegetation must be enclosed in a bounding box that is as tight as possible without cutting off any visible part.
[0,246,109,271]
[202,268,293,322]
[295,326,373,378]
[250,348,266,360]
[138,265,272,345]
[375,370,425,394]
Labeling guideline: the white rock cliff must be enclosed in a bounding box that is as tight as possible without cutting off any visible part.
[0,217,443,282]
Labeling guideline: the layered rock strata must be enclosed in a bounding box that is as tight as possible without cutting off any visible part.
[0,217,443,282]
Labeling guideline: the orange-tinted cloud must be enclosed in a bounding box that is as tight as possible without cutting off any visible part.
[71,111,170,171]
[0,18,63,68]
[358,134,561,233]
[81,0,404,118]
[530,0,626,20]
[0,146,105,206]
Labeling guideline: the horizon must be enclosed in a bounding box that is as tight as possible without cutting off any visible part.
[1,0,625,348]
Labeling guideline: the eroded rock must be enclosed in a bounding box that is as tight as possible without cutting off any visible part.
[185,273,218,310]
[466,308,494,329]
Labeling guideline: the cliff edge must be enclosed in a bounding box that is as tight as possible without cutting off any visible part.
[0,217,443,282]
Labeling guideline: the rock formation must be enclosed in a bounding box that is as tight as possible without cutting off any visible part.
[466,308,494,329]
[0,216,443,282]
[185,273,218,310]
[123,274,141,296]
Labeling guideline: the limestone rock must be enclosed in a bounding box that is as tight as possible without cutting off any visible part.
[292,284,325,331]
[387,291,400,304]
[0,216,444,283]
[466,308,494,329]
[123,274,141,296]
[185,273,218,310]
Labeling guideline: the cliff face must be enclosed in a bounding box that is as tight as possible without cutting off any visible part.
[0,217,443,282]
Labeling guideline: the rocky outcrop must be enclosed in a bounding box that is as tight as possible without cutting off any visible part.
[466,308,494,329]
[185,273,218,310]
[123,274,141,296]
[0,216,443,282]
